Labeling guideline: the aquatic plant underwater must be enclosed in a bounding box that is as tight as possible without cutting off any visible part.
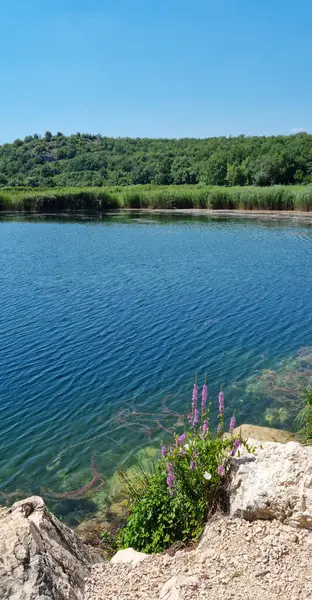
[1,351,311,544]
[0,379,250,553]
[233,347,312,430]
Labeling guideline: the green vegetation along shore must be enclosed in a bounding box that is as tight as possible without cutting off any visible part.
[2,132,312,212]
[1,132,312,188]
[1,184,312,212]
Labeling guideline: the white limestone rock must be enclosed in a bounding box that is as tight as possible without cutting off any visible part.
[111,547,149,566]
[229,439,312,529]
[0,496,102,600]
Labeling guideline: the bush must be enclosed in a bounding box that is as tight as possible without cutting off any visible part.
[119,383,251,553]
[120,468,206,553]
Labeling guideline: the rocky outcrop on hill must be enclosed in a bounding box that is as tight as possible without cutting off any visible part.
[229,439,312,529]
[0,496,102,600]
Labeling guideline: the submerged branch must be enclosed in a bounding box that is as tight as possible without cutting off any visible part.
[44,454,104,500]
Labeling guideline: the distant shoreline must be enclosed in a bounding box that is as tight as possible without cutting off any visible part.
[2,208,312,224]
[137,208,312,222]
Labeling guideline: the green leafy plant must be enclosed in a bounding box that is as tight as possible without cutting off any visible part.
[99,529,118,558]
[119,382,251,553]
[295,386,312,444]
[119,467,206,553]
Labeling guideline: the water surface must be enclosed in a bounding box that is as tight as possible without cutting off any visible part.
[1,211,312,518]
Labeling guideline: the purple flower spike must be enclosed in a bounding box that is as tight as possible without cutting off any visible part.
[229,414,236,433]
[166,464,175,494]
[192,383,198,413]
[201,384,207,412]
[190,460,196,470]
[202,420,209,437]
[177,433,187,446]
[161,445,167,457]
[231,439,241,456]
[218,390,224,414]
[217,465,225,476]
[192,408,199,427]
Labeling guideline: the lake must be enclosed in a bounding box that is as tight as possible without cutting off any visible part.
[1,211,312,522]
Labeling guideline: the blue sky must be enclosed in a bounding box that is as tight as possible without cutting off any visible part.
[0,0,311,142]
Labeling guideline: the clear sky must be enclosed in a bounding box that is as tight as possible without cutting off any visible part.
[0,0,311,142]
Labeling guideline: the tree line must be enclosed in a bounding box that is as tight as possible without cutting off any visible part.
[0,131,311,188]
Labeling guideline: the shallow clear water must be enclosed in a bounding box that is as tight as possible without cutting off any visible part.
[1,211,312,519]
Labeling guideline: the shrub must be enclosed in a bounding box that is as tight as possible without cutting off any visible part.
[119,382,252,553]
[120,468,206,553]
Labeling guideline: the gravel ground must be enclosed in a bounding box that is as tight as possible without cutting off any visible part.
[85,516,312,600]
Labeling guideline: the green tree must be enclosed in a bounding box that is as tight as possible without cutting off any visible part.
[294,169,305,183]
[202,154,227,185]
[1,131,312,188]
[226,164,246,186]
[171,157,199,184]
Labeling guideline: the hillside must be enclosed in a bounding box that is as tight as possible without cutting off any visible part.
[0,132,312,188]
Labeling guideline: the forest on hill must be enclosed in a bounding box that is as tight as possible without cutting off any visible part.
[0,132,312,188]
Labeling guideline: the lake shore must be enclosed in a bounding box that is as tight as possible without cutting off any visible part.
[114,208,312,223]
[2,207,312,224]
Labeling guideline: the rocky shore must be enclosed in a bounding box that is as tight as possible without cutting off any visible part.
[86,516,312,600]
[1,428,311,600]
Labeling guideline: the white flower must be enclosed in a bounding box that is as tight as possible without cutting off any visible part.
[184,443,190,451]
[204,471,212,480]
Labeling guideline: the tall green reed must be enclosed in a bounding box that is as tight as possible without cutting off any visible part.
[1,184,312,212]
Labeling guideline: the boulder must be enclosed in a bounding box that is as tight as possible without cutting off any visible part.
[111,548,148,566]
[0,496,102,600]
[229,439,312,529]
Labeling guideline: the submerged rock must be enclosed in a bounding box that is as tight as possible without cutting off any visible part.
[229,439,312,528]
[0,496,102,600]
[232,423,295,443]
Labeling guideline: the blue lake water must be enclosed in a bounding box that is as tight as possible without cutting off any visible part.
[1,211,312,519]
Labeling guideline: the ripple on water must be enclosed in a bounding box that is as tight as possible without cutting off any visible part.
[0,214,312,509]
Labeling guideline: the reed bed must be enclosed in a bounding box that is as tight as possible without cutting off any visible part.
[1,184,312,212]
